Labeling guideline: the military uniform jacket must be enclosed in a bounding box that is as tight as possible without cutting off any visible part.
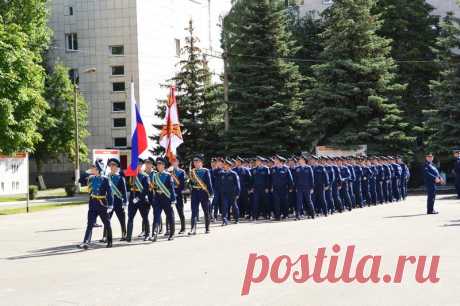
[362,166,374,182]
[88,175,113,207]
[251,166,271,190]
[400,163,410,181]
[211,168,223,193]
[220,170,241,197]
[353,165,362,182]
[172,167,186,193]
[314,165,330,188]
[130,172,150,202]
[153,171,176,202]
[424,162,440,187]
[383,165,392,181]
[375,165,384,182]
[108,173,127,206]
[391,163,402,178]
[293,165,314,191]
[454,158,460,178]
[332,165,342,186]
[190,167,214,196]
[234,166,252,191]
[270,166,293,191]
[340,166,351,184]
[325,165,335,186]
[347,165,356,183]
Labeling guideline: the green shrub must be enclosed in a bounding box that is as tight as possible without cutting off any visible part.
[29,185,38,200]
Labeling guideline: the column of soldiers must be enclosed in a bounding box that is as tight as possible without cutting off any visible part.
[77,154,410,250]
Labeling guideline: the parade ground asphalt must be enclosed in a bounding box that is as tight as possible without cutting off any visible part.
[1,195,459,306]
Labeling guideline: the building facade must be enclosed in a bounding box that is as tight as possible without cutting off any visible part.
[40,0,230,185]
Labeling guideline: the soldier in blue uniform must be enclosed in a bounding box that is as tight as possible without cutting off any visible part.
[210,158,223,222]
[220,159,241,225]
[250,156,270,221]
[390,157,402,202]
[398,156,410,200]
[352,158,363,208]
[331,157,344,213]
[293,155,315,219]
[424,153,443,214]
[151,157,176,241]
[103,158,128,242]
[78,160,113,249]
[313,156,330,216]
[270,155,294,220]
[126,159,150,242]
[338,158,353,211]
[171,157,187,234]
[323,157,336,214]
[375,158,385,204]
[382,158,392,203]
[361,158,374,206]
[453,150,460,199]
[346,158,356,208]
[287,157,298,215]
[189,154,213,235]
[234,157,252,219]
[144,157,162,237]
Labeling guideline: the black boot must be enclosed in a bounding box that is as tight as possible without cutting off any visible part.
[188,218,196,235]
[106,227,113,248]
[168,221,175,241]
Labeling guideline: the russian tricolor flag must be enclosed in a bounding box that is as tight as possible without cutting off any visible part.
[125,81,148,176]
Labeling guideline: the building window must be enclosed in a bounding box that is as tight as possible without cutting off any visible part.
[65,33,78,51]
[111,65,125,76]
[112,102,126,112]
[113,137,127,148]
[69,6,73,15]
[110,45,124,55]
[113,118,126,128]
[112,82,126,92]
[175,39,181,57]
[68,68,79,84]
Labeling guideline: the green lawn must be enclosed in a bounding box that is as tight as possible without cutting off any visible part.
[0,195,26,203]
[0,188,75,203]
[0,201,86,216]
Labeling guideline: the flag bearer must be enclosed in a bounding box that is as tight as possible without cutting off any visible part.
[171,157,187,234]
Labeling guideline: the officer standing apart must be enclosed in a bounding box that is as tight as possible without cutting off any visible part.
[453,150,460,199]
[220,159,241,225]
[424,153,444,215]
[189,154,213,235]
[151,157,176,241]
[78,160,113,250]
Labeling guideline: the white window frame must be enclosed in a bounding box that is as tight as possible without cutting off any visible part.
[65,33,78,51]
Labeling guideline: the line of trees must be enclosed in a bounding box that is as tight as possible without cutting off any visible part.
[0,1,90,184]
[158,0,460,168]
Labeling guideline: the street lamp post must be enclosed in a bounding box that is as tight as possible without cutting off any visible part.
[73,67,96,193]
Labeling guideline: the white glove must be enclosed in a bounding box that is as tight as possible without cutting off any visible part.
[133,197,139,204]
[209,196,214,202]
[107,207,114,214]
[172,201,176,205]
[122,202,128,209]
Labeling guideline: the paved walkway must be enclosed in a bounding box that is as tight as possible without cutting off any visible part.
[0,195,459,306]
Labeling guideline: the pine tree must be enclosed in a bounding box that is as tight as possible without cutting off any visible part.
[373,0,440,149]
[223,0,304,156]
[152,20,225,161]
[306,0,413,154]
[425,12,460,153]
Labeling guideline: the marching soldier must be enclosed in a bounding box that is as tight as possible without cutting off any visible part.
[171,157,187,234]
[293,155,315,219]
[102,158,128,242]
[338,158,353,211]
[398,156,410,200]
[390,157,402,202]
[313,156,330,216]
[324,157,336,214]
[210,158,223,222]
[144,157,162,238]
[331,157,344,213]
[126,159,150,242]
[270,155,294,220]
[78,160,113,249]
[151,157,176,241]
[250,156,270,221]
[189,154,213,235]
[352,158,363,208]
[234,157,252,219]
[220,159,241,225]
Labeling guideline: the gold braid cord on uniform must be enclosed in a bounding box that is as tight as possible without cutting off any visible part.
[171,171,180,188]
[190,168,210,197]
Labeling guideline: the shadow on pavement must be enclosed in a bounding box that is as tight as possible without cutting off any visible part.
[35,228,79,233]
[441,220,460,228]
[384,213,427,218]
